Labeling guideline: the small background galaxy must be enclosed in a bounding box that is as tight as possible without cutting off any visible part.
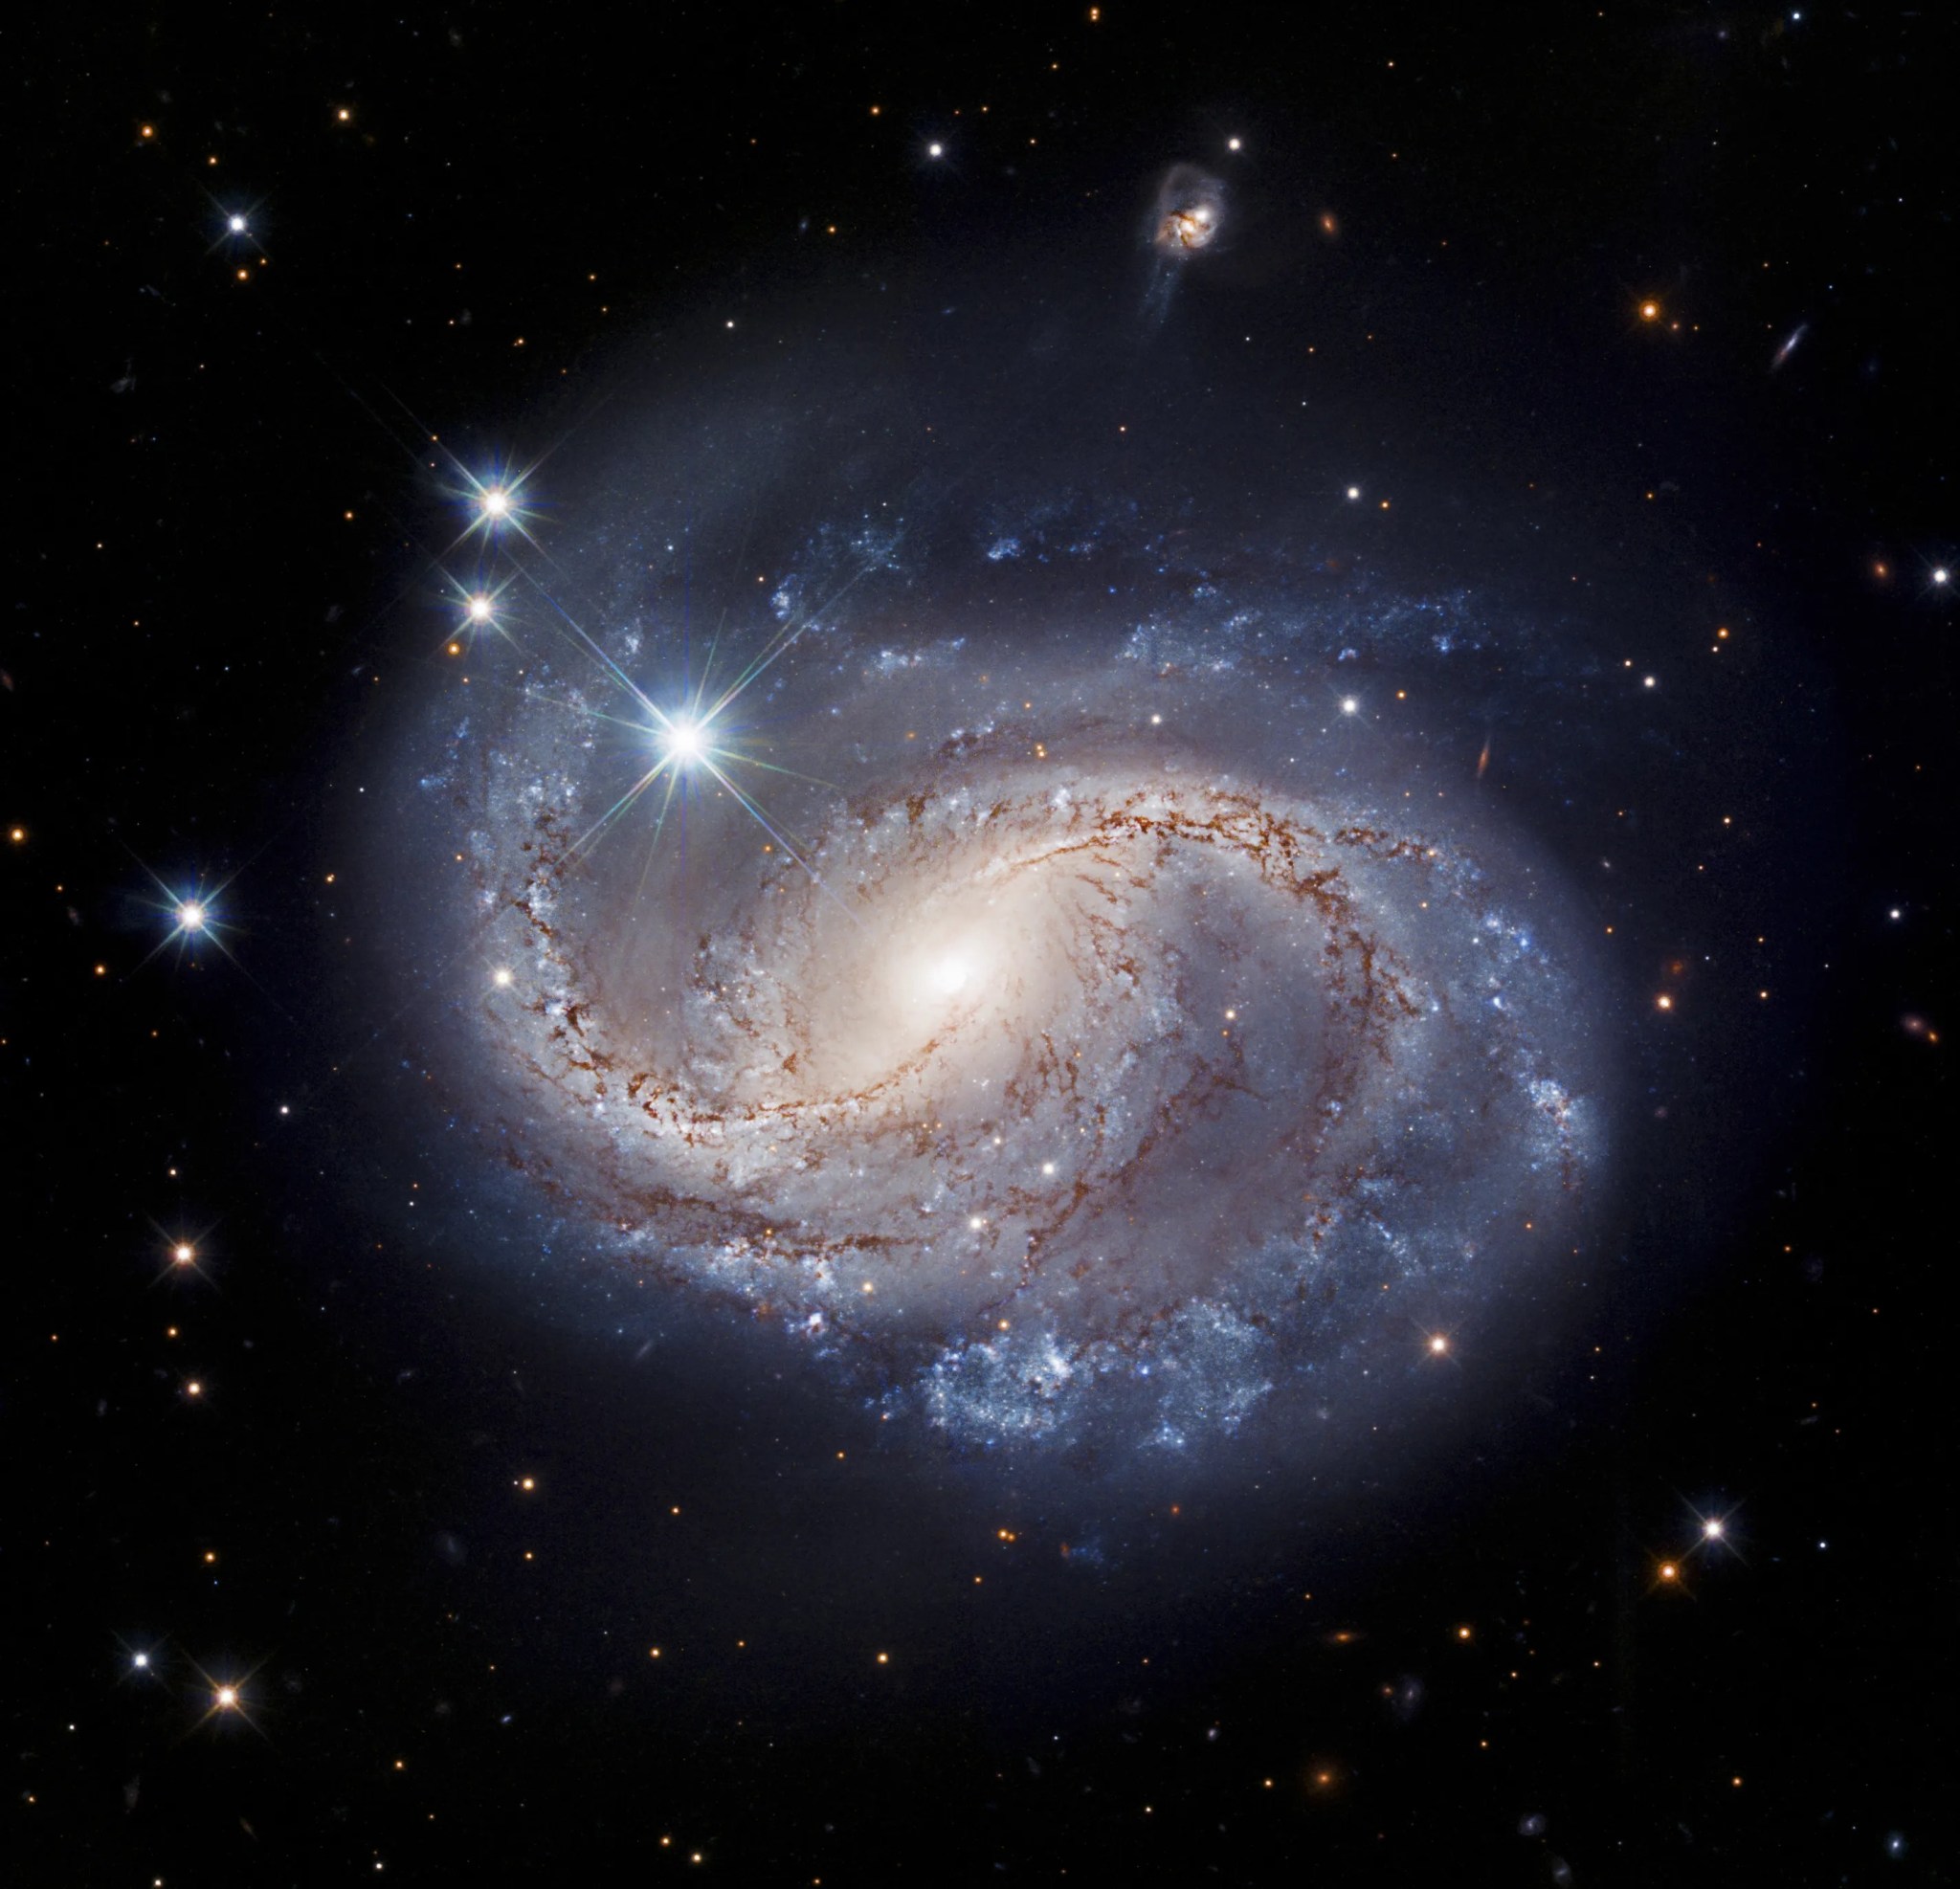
[10,6,1952,1884]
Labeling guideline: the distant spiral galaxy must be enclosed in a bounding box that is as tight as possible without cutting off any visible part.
[370,272,1614,1460]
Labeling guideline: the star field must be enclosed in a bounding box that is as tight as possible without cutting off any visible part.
[8,7,1951,1882]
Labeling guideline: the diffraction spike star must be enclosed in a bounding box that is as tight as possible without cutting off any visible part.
[500,561,867,903]
[204,192,269,258]
[131,860,247,973]
[452,458,546,552]
[1684,1500,1745,1564]
[432,569,518,656]
[184,1654,271,1739]
[150,1222,218,1287]
[127,852,290,1014]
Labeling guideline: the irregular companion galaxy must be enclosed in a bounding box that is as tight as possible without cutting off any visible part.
[1150,162,1225,256]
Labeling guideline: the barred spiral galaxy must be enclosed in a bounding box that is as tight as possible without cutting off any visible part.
[361,265,1623,1465]
[394,529,1603,1462]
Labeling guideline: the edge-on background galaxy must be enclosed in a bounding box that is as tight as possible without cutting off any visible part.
[353,227,1625,1503]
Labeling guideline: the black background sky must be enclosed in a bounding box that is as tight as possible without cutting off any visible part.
[9,5,1952,1883]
